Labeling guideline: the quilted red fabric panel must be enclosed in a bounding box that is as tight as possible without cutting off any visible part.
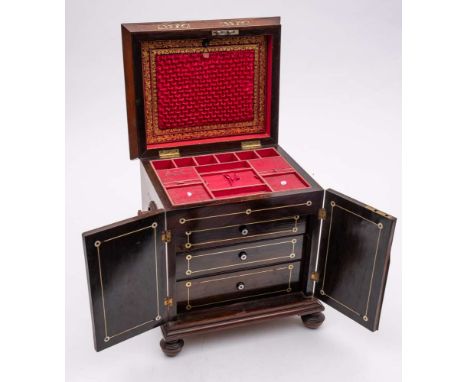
[155,50,256,130]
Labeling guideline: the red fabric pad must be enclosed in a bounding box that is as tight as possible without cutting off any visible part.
[263,172,309,191]
[152,159,175,170]
[156,50,255,130]
[216,153,239,163]
[166,184,212,205]
[212,185,271,199]
[196,161,250,174]
[249,156,292,173]
[202,170,263,191]
[156,167,200,185]
[235,150,259,160]
[195,155,218,165]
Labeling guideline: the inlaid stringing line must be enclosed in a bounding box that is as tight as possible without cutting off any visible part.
[199,269,275,284]
[96,223,158,342]
[189,216,298,234]
[334,204,379,227]
[102,225,154,242]
[164,212,170,296]
[185,216,300,248]
[320,202,383,321]
[179,201,313,224]
[187,266,292,309]
[365,228,382,318]
[96,245,109,340]
[107,319,157,340]
[321,293,361,317]
[190,255,294,274]
[189,229,294,247]
[153,225,161,320]
[191,240,293,258]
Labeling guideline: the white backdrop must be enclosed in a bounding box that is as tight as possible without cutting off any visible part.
[66,1,401,381]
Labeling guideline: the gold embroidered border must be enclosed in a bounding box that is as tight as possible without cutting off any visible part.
[141,36,267,144]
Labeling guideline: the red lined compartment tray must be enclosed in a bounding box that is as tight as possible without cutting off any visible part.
[263,172,309,191]
[155,167,200,185]
[166,184,212,205]
[202,169,264,191]
[151,148,311,206]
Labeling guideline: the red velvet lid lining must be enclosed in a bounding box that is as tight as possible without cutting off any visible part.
[141,35,273,149]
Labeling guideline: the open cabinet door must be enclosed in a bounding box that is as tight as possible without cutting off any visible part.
[315,189,396,331]
[83,211,171,351]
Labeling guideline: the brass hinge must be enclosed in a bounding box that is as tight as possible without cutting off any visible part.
[318,208,327,220]
[164,297,173,307]
[310,272,320,282]
[161,230,172,243]
[241,140,262,150]
[159,148,180,159]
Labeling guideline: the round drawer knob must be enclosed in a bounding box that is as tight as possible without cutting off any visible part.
[239,225,249,236]
[236,282,245,291]
[239,251,248,261]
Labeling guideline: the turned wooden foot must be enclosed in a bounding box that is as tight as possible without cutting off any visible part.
[301,312,325,329]
[160,338,184,357]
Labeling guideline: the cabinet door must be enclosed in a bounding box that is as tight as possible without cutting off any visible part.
[314,189,396,331]
[83,211,171,351]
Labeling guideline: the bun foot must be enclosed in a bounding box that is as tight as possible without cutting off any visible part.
[160,338,184,357]
[301,312,325,329]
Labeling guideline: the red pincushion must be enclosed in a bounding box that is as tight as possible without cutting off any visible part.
[156,50,255,130]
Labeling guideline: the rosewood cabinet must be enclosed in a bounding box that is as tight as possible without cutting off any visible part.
[83,17,396,356]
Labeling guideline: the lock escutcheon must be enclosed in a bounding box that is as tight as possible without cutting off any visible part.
[236,282,245,290]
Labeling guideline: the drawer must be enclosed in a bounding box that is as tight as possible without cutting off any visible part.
[176,235,304,280]
[180,215,306,251]
[175,261,301,312]
[167,192,323,252]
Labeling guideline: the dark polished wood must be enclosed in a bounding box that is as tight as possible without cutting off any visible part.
[161,293,324,353]
[82,212,170,351]
[160,339,184,357]
[176,234,304,280]
[315,189,397,331]
[82,16,397,356]
[301,312,325,329]
[121,17,281,159]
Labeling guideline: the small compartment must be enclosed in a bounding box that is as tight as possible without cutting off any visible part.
[235,150,260,160]
[196,161,251,174]
[202,169,264,191]
[212,185,272,199]
[216,153,239,163]
[166,183,213,205]
[249,156,292,173]
[263,172,310,191]
[156,167,200,185]
[256,148,280,158]
[174,157,197,167]
[151,159,176,170]
[195,155,219,165]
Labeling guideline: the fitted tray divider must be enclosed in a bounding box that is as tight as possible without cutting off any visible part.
[150,147,312,205]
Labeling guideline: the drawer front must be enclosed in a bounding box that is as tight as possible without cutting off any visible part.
[175,261,301,311]
[181,215,306,251]
[167,191,323,252]
[176,235,304,280]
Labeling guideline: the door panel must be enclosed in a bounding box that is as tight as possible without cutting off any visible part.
[315,189,396,331]
[83,212,169,351]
